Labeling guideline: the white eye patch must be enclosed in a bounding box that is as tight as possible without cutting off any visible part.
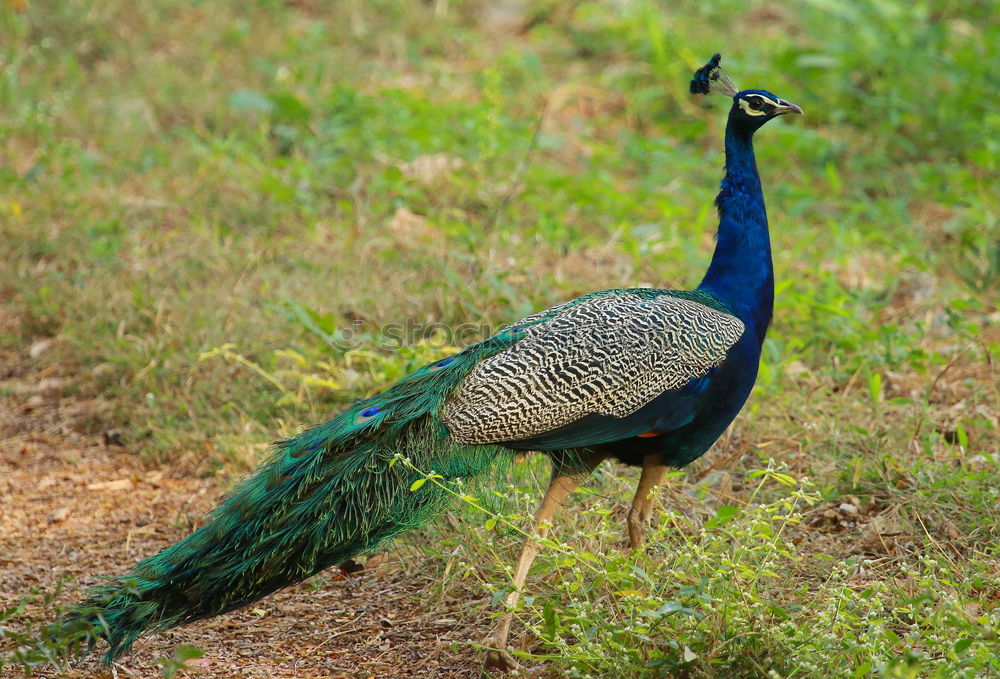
[738,95,780,117]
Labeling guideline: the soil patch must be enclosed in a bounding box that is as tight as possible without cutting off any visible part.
[0,351,485,678]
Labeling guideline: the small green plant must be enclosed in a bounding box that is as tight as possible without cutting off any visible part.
[500,466,825,677]
[401,456,999,677]
[0,579,80,676]
[156,644,205,679]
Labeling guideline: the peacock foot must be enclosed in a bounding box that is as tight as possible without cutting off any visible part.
[481,636,522,676]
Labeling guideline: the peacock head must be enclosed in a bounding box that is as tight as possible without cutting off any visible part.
[690,54,802,135]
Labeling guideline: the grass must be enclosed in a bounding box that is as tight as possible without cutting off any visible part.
[1,0,997,677]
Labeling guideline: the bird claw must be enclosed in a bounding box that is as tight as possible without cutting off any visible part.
[481,637,522,676]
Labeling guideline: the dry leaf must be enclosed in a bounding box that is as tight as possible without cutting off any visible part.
[87,478,134,491]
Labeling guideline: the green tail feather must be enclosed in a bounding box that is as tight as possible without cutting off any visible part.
[51,330,526,663]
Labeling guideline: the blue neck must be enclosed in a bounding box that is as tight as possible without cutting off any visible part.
[697,115,774,345]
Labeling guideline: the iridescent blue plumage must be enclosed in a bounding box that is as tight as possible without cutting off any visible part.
[690,52,722,94]
[50,54,802,672]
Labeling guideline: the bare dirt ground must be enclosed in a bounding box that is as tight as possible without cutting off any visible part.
[0,348,487,679]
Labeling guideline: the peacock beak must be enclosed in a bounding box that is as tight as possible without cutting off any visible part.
[774,99,804,115]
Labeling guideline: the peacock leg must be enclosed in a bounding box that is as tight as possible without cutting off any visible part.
[626,453,668,549]
[483,453,605,674]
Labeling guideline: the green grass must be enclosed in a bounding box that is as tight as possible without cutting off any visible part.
[1,0,997,677]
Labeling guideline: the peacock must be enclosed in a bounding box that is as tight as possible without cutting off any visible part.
[48,54,801,672]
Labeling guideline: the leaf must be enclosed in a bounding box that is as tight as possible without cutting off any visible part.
[269,93,311,123]
[706,505,741,527]
[281,300,337,340]
[157,645,204,679]
[868,372,882,404]
[301,376,340,390]
[850,663,873,678]
[657,600,684,615]
[953,637,973,654]
[228,89,274,114]
[542,601,557,638]
[383,165,404,182]
[771,472,797,487]
[850,455,864,487]
[273,348,308,367]
[767,604,789,619]
[629,565,652,583]
[409,478,426,492]
[956,421,968,450]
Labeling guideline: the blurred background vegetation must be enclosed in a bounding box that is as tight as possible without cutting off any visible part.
[1,0,997,677]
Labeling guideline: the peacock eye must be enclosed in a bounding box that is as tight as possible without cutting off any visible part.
[747,96,764,110]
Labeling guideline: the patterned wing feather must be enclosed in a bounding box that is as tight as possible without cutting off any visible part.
[442,292,745,444]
